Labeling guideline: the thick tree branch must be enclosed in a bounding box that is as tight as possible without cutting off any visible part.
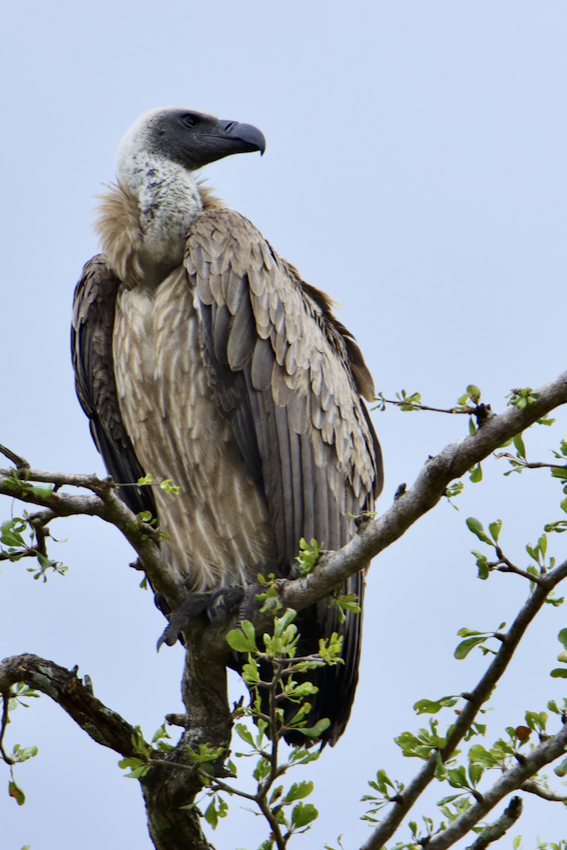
[464,796,523,850]
[0,653,216,850]
[0,654,144,757]
[360,555,567,850]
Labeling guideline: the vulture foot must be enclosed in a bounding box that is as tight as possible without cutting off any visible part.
[156,586,245,651]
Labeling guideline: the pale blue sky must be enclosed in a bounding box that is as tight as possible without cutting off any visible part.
[1,2,566,848]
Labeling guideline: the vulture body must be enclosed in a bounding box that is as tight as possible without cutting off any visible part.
[72,108,383,744]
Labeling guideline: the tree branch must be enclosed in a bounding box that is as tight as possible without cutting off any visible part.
[0,653,217,850]
[0,654,144,757]
[521,779,567,802]
[0,443,30,469]
[377,397,477,415]
[360,555,567,850]
[425,725,567,850]
[0,468,186,604]
[464,796,523,850]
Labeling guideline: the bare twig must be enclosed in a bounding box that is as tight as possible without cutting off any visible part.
[489,545,544,584]
[376,397,477,415]
[494,455,567,473]
[493,562,543,582]
[464,796,523,850]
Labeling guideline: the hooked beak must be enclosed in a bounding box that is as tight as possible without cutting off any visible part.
[216,120,266,156]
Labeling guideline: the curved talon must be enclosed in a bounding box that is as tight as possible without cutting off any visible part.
[156,586,245,651]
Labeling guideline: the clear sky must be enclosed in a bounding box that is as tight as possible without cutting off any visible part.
[1,2,566,848]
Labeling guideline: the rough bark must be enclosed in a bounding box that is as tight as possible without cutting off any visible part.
[0,654,142,756]
[141,622,233,850]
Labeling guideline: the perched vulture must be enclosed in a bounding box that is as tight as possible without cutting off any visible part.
[72,108,383,744]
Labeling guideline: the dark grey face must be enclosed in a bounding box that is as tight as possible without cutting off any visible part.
[146,108,266,171]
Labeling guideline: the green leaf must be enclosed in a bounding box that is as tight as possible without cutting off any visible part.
[437,792,464,806]
[118,756,151,778]
[235,724,255,747]
[295,717,330,737]
[469,464,483,483]
[466,518,493,545]
[253,757,271,781]
[446,765,470,790]
[467,385,481,401]
[550,668,567,678]
[468,744,500,769]
[205,799,219,829]
[159,478,181,494]
[525,711,547,733]
[488,520,502,543]
[291,801,318,828]
[454,636,489,660]
[414,696,458,714]
[1,519,26,548]
[241,620,257,647]
[12,745,38,763]
[289,747,320,765]
[8,780,25,806]
[554,756,567,777]
[151,723,171,744]
[468,762,484,786]
[226,628,257,654]
[513,433,526,459]
[558,629,567,649]
[284,781,314,803]
[274,608,297,637]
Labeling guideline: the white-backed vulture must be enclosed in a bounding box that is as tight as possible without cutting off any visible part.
[71,108,383,744]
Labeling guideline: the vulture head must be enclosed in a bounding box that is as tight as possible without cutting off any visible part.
[105,108,266,285]
[116,107,266,177]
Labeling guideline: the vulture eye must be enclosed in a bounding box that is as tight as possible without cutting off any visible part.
[182,114,197,128]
